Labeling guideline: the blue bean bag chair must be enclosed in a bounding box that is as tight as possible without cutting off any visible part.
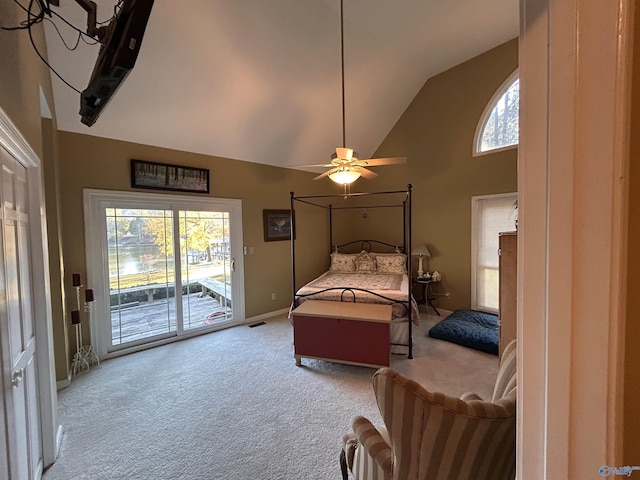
[428,310,499,355]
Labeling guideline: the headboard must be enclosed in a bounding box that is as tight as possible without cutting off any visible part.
[334,240,404,254]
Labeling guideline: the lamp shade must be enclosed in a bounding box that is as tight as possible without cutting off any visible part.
[411,244,431,258]
[329,168,361,185]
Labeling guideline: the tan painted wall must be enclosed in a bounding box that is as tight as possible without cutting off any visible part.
[0,4,69,381]
[0,3,54,157]
[57,132,330,361]
[623,3,640,462]
[368,38,519,310]
[42,118,70,381]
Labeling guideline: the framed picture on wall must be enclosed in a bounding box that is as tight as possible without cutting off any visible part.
[263,210,294,242]
[131,159,210,193]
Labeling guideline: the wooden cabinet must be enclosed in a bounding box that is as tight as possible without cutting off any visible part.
[498,232,518,357]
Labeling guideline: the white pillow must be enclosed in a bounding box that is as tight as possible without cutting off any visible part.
[330,253,358,272]
[372,253,407,274]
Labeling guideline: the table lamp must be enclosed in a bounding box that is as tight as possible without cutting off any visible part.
[411,244,431,278]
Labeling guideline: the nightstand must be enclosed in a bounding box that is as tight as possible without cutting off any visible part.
[412,278,440,315]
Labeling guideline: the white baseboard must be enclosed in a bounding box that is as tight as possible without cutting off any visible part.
[244,307,290,325]
[55,425,63,458]
[56,375,71,391]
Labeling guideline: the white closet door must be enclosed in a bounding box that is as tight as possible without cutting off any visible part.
[0,152,42,479]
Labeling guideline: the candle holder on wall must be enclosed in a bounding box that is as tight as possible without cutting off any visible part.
[70,273,100,376]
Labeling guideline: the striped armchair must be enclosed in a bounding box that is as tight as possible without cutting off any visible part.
[341,339,517,480]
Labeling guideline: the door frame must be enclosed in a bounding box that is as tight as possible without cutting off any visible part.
[83,188,245,359]
[518,0,631,476]
[0,108,59,468]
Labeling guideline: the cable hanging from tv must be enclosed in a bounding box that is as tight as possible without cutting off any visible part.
[1,0,86,94]
[3,0,154,128]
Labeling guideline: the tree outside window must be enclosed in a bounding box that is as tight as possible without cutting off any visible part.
[475,73,519,155]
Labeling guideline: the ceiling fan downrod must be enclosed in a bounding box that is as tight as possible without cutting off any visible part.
[340,0,346,150]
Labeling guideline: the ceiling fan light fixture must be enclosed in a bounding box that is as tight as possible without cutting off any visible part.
[329,168,361,185]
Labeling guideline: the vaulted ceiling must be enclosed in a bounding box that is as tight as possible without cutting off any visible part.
[44,0,518,171]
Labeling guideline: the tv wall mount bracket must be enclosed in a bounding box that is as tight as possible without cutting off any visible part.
[74,0,108,42]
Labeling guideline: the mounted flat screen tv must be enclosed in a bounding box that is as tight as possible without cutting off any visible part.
[79,0,154,126]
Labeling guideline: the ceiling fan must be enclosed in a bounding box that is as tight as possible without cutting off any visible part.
[299,0,406,185]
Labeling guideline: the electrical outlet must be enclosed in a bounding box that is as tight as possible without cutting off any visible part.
[271,293,276,301]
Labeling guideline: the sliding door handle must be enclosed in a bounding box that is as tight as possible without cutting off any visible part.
[11,369,24,388]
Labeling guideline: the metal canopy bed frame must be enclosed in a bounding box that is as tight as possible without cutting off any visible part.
[289,184,415,359]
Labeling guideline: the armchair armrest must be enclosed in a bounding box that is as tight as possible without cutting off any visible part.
[460,391,483,402]
[351,416,393,477]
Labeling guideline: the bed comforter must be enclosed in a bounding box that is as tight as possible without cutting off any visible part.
[291,271,420,325]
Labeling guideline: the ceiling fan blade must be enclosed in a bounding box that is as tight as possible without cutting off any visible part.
[358,156,407,166]
[313,169,336,180]
[358,167,378,179]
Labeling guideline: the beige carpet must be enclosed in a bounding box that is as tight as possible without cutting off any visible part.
[43,308,498,480]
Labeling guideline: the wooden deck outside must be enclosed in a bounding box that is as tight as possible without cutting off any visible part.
[111,291,231,345]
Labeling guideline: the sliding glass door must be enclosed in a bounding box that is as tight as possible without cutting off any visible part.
[107,207,176,345]
[179,210,232,331]
[85,190,244,357]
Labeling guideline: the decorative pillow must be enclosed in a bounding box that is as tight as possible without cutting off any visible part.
[356,250,376,273]
[373,253,407,274]
[330,253,358,272]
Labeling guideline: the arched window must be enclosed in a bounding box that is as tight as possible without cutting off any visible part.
[474,71,519,155]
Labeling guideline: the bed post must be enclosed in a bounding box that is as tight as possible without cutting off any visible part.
[329,204,333,253]
[407,184,413,359]
[290,192,297,308]
[403,193,408,254]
